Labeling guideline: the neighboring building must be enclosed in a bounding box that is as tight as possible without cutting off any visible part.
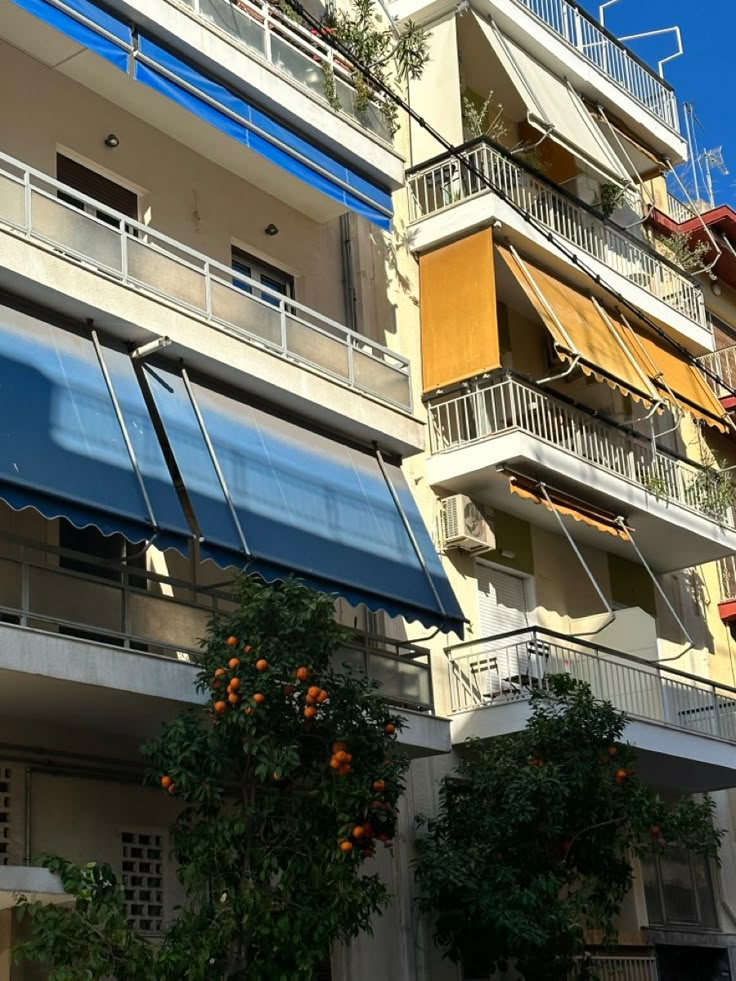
[0,0,735,978]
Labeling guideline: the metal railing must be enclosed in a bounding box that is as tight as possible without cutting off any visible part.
[512,0,678,131]
[0,532,432,712]
[719,554,736,605]
[427,374,736,528]
[0,149,412,411]
[407,139,705,328]
[699,343,736,397]
[171,0,392,142]
[447,626,736,743]
[578,956,659,981]
[663,190,697,225]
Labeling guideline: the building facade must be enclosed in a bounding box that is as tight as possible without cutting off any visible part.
[0,0,735,978]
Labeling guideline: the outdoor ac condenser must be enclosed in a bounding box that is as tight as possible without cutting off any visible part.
[441,495,496,554]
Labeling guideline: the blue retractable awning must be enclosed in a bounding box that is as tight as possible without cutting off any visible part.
[143,362,464,631]
[0,303,191,548]
[9,0,393,229]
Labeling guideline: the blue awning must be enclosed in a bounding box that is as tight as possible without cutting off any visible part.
[9,0,393,229]
[0,303,191,548]
[142,362,464,631]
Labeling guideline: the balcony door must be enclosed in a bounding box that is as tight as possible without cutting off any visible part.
[56,153,139,227]
[475,563,535,698]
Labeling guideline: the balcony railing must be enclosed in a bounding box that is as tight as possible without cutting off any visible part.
[428,374,736,529]
[447,626,736,743]
[512,0,678,131]
[577,956,659,981]
[663,190,698,225]
[171,0,392,142]
[408,139,706,329]
[718,554,736,605]
[699,343,736,397]
[0,149,412,412]
[0,531,433,713]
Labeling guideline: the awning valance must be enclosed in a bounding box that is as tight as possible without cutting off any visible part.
[496,245,657,403]
[142,362,465,631]
[509,476,629,539]
[0,303,191,547]
[473,14,630,184]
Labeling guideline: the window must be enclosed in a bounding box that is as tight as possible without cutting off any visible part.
[232,246,294,306]
[56,154,138,228]
[642,845,718,929]
[121,830,164,933]
[0,767,10,866]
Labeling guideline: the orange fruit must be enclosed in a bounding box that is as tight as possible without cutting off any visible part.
[228,693,240,705]
[333,741,347,753]
[608,746,618,757]
[242,644,252,654]
[307,686,321,699]
[317,690,328,703]
[228,657,240,670]
[273,772,282,782]
[295,666,309,682]
[384,723,396,735]
[244,706,252,716]
[339,841,353,853]
[344,753,352,763]
[372,780,385,793]
[352,826,365,839]
[255,659,268,672]
[329,757,341,770]
[283,684,296,696]
[335,751,348,763]
[213,701,226,714]
[167,783,177,796]
[253,693,265,705]
[226,636,238,647]
[212,681,221,690]
[305,694,316,705]
[363,823,374,837]
[214,667,226,678]
[304,706,317,719]
[615,768,627,783]
[229,677,240,690]
[160,775,173,789]
[338,763,351,776]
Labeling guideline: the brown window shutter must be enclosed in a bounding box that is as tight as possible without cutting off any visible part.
[57,154,138,219]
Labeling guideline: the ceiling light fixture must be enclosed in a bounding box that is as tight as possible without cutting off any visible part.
[104,133,120,148]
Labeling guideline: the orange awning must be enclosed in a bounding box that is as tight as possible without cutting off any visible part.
[496,245,657,405]
[509,476,630,539]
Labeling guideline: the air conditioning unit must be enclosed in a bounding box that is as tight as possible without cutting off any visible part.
[441,495,496,554]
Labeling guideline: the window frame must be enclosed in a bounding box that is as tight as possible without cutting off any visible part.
[231,245,295,305]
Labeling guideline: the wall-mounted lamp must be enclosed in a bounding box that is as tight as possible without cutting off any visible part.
[712,281,722,296]
[104,133,120,148]
[264,223,279,236]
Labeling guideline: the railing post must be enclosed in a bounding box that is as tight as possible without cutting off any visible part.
[203,260,212,319]
[263,1,272,63]
[279,300,287,352]
[711,686,723,738]
[347,338,355,389]
[24,171,32,235]
[20,549,29,628]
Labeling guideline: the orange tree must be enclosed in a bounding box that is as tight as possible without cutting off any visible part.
[414,675,722,981]
[13,575,407,980]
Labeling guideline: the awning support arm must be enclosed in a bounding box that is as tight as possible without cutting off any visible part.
[614,516,693,662]
[374,444,448,622]
[181,367,251,559]
[537,482,615,634]
[89,328,158,533]
[591,298,662,406]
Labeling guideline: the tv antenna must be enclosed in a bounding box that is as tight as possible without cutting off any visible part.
[598,1,683,77]
[700,147,729,211]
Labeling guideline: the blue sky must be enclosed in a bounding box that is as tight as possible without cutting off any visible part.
[577,0,736,208]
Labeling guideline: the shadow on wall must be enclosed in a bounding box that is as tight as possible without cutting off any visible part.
[657,569,715,655]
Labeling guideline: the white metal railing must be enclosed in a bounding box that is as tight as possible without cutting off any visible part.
[0,149,411,411]
[578,956,659,981]
[699,343,736,397]
[428,375,736,528]
[447,627,736,744]
[408,140,705,328]
[0,532,432,712]
[172,0,392,141]
[664,190,697,225]
[512,0,679,131]
[719,554,736,605]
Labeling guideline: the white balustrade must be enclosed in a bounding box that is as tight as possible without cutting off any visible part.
[408,140,705,328]
[428,375,735,528]
[0,149,412,411]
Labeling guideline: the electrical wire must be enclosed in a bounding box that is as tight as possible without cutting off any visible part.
[289,0,736,401]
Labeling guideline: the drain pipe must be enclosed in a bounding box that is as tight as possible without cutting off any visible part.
[24,767,32,866]
[340,213,358,334]
[538,482,615,634]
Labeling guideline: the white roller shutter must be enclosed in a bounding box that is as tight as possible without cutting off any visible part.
[476,563,528,636]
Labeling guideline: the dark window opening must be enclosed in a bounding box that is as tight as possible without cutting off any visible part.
[232,246,294,306]
[642,844,718,929]
[56,154,138,228]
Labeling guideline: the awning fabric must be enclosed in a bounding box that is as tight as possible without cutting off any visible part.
[509,477,629,539]
[9,0,393,229]
[143,363,465,631]
[619,318,730,432]
[496,245,657,403]
[473,14,629,184]
[0,303,191,547]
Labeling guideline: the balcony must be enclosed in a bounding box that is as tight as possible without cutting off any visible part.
[578,957,658,981]
[0,148,423,454]
[407,139,707,341]
[426,373,736,572]
[0,530,447,755]
[512,0,678,132]
[699,343,736,406]
[447,626,736,791]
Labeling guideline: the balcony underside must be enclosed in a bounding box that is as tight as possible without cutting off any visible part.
[451,700,736,793]
[0,867,69,910]
[426,431,736,572]
[0,624,450,758]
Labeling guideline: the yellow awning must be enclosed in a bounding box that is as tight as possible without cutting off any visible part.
[496,245,657,404]
[620,318,729,432]
[509,477,629,539]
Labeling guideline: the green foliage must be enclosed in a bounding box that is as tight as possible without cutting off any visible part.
[415,676,721,981]
[14,575,408,980]
[685,463,736,521]
[461,90,508,143]
[598,183,628,218]
[660,230,712,273]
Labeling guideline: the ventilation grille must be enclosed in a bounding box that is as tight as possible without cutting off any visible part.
[0,768,9,866]
[121,831,164,933]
